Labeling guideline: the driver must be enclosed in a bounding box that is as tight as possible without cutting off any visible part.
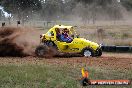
[60,28,73,43]
[55,28,61,40]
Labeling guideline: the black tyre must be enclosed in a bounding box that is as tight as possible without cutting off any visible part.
[35,45,49,57]
[116,46,130,52]
[97,48,102,56]
[101,45,116,52]
[81,48,94,57]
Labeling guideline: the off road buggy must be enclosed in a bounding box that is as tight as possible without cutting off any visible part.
[35,25,102,57]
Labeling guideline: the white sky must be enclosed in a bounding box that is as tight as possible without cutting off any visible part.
[0,6,10,17]
[117,0,120,2]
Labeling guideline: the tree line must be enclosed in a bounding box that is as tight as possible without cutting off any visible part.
[0,0,132,23]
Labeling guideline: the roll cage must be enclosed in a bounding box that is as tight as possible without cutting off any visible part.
[44,25,79,41]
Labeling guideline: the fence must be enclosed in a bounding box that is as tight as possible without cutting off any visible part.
[0,21,78,28]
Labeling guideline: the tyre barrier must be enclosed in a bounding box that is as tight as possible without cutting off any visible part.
[101,45,132,53]
[130,46,132,53]
[101,45,116,52]
[116,46,130,52]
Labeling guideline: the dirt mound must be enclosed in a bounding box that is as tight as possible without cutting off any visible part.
[0,27,38,57]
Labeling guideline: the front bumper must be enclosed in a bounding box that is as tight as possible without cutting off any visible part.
[94,46,102,56]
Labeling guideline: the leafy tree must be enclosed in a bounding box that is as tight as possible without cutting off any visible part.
[0,0,132,23]
[0,0,42,22]
[40,0,64,20]
[0,9,5,20]
[0,0,42,13]
[121,0,132,10]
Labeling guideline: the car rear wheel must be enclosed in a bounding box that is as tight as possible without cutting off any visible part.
[35,45,49,57]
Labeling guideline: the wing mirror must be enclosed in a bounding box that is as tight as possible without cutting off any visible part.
[71,35,74,38]
[71,34,80,38]
[76,34,80,38]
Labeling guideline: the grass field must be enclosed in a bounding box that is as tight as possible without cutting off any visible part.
[77,25,132,46]
[0,53,131,88]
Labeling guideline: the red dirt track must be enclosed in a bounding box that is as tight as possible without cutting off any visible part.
[44,53,132,70]
[0,53,131,70]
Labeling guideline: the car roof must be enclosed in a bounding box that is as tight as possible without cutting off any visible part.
[53,25,73,29]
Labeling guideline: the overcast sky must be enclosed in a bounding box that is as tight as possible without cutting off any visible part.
[0,6,11,17]
[0,0,121,17]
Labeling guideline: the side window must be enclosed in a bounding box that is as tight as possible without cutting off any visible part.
[51,31,54,36]
[48,31,54,36]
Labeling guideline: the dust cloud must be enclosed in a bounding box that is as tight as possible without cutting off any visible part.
[0,27,39,57]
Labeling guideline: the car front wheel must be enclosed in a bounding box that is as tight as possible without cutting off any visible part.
[81,48,94,57]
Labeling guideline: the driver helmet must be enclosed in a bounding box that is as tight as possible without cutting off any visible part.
[62,28,69,34]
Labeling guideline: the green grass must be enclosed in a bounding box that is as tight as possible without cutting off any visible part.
[0,63,131,88]
[0,64,79,88]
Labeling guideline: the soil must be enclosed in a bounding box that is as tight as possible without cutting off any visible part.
[0,53,131,70]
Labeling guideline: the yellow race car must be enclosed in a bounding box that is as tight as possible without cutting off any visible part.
[35,25,102,57]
